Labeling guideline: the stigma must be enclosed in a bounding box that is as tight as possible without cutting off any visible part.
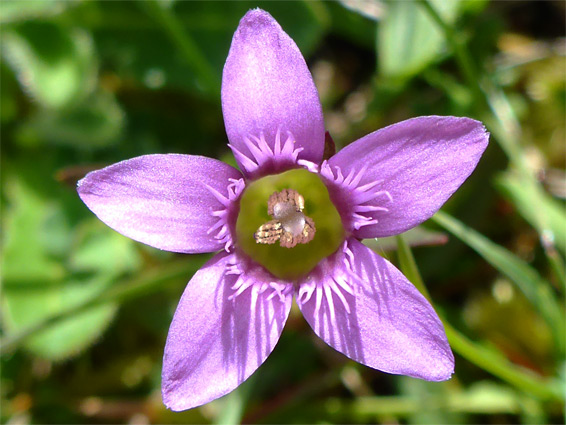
[254,189,316,248]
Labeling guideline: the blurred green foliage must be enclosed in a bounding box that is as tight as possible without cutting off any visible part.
[1,0,564,424]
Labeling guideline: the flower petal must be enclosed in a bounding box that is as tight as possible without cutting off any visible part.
[327,116,489,237]
[222,9,325,175]
[77,154,243,254]
[162,252,292,411]
[297,238,454,381]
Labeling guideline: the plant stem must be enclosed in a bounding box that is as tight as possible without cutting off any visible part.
[395,234,562,401]
[395,235,430,301]
[419,0,565,283]
[432,211,565,356]
[142,0,220,97]
[443,322,562,401]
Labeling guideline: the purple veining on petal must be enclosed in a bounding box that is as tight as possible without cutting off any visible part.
[297,238,454,381]
[222,9,325,174]
[297,240,357,336]
[297,241,355,321]
[228,130,304,178]
[328,116,489,238]
[205,177,245,251]
[320,160,393,233]
[77,154,243,254]
[226,254,294,303]
[162,251,292,411]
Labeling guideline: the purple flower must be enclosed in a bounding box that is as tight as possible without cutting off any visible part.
[77,9,489,411]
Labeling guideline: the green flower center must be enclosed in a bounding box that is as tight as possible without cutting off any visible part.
[236,169,344,280]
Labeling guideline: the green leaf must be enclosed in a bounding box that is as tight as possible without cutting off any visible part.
[398,377,463,424]
[23,90,124,149]
[3,275,118,360]
[2,171,66,283]
[0,0,70,24]
[377,0,460,79]
[213,374,257,425]
[295,381,550,418]
[432,211,565,357]
[2,21,96,109]
[443,321,563,401]
[1,64,20,124]
[496,171,566,255]
[1,258,207,357]
[395,230,563,402]
[70,220,141,274]
[1,164,138,360]
[68,1,327,97]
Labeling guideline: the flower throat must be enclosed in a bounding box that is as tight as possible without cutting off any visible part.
[236,169,344,280]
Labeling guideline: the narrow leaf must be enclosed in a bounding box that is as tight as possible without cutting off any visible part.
[378,0,459,79]
[432,211,565,356]
[496,171,566,255]
[396,230,563,401]
[2,21,96,109]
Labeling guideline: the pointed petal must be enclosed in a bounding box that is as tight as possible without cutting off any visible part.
[77,154,243,254]
[298,238,454,381]
[328,116,489,238]
[222,9,324,173]
[162,252,292,411]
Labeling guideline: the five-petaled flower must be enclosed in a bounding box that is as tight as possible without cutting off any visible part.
[77,9,489,411]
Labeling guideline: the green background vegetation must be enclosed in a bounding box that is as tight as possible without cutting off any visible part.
[1,0,564,423]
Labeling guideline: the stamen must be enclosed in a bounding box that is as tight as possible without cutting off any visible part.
[319,160,393,232]
[254,220,283,244]
[229,130,304,178]
[205,177,245,251]
[254,189,316,248]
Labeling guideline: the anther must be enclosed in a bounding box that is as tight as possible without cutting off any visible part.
[254,189,316,248]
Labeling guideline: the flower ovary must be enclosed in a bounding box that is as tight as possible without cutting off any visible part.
[255,189,316,248]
